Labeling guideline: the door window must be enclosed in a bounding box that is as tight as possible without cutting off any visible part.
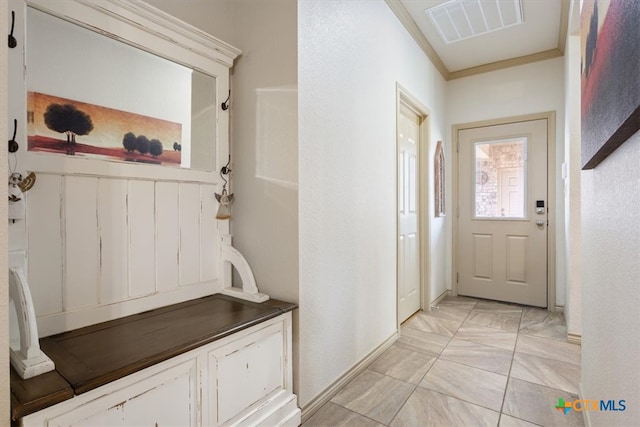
[473,138,527,219]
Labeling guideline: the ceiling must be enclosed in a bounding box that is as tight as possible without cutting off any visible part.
[386,0,570,80]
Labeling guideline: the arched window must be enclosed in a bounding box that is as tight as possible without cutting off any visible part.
[435,141,445,217]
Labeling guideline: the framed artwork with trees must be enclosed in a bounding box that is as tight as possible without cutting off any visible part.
[28,92,181,166]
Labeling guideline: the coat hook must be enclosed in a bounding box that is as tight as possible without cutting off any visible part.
[8,11,17,48]
[8,119,19,153]
[221,90,231,111]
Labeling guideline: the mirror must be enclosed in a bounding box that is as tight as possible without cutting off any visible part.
[25,6,217,171]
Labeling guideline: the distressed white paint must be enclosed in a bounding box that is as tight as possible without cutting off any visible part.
[299,0,446,407]
[156,182,180,292]
[21,313,299,427]
[64,176,100,310]
[200,185,218,282]
[8,0,240,337]
[26,175,63,316]
[98,179,128,304]
[128,180,157,298]
[8,268,54,379]
[179,183,201,287]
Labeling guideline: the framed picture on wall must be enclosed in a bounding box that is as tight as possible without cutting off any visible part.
[580,0,640,169]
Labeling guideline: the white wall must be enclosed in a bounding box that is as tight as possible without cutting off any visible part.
[229,0,299,394]
[581,132,640,425]
[144,0,234,43]
[446,58,566,307]
[563,30,582,338]
[298,0,446,407]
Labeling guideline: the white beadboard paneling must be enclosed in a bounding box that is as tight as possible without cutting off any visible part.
[179,183,200,286]
[200,185,217,282]
[128,180,157,297]
[98,178,129,303]
[156,182,180,292]
[64,176,100,310]
[26,174,63,316]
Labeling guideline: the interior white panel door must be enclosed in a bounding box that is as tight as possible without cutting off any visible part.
[397,104,421,322]
[457,119,548,307]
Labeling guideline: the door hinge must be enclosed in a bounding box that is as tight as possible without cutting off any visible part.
[456,273,459,283]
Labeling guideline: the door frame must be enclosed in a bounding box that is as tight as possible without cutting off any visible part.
[396,83,431,327]
[451,112,557,311]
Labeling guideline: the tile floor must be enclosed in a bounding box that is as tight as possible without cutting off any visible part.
[303,296,584,427]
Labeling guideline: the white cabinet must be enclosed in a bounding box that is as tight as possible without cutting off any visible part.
[20,313,300,427]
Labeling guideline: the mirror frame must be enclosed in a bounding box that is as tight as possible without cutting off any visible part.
[19,0,240,183]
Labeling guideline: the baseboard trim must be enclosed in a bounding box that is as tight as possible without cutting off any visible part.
[300,331,399,423]
[579,383,592,427]
[567,332,582,346]
[430,290,451,308]
[554,304,564,313]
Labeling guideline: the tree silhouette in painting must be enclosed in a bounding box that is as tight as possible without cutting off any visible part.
[136,135,150,155]
[123,132,137,152]
[43,103,94,144]
[149,139,163,157]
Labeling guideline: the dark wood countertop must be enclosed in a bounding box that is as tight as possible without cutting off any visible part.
[11,294,297,421]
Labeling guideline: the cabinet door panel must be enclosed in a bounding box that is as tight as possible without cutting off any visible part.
[47,358,198,427]
[210,323,284,425]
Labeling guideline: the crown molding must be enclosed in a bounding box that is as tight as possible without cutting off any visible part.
[448,48,563,80]
[386,0,570,81]
[385,0,449,80]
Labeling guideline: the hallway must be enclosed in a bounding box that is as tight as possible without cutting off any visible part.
[304,296,583,426]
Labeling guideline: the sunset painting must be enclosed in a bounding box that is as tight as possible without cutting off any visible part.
[27,92,182,166]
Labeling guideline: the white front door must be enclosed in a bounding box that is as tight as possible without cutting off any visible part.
[457,119,548,307]
[398,104,421,322]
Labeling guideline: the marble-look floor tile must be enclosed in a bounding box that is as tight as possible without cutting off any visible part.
[464,310,521,332]
[454,324,518,351]
[520,307,565,327]
[440,295,479,307]
[368,345,436,384]
[303,402,385,427]
[516,335,581,365]
[331,370,414,425]
[499,414,542,427]
[419,359,507,411]
[426,304,473,323]
[390,387,499,427]
[397,326,450,356]
[474,300,523,313]
[440,338,513,375]
[510,352,581,394]
[503,378,583,426]
[519,308,567,341]
[404,312,462,337]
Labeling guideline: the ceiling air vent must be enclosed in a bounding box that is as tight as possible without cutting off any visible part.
[426,0,524,44]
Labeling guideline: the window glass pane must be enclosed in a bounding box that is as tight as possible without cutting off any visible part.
[474,138,527,218]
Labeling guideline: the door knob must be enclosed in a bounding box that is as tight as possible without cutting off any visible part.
[536,220,545,226]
